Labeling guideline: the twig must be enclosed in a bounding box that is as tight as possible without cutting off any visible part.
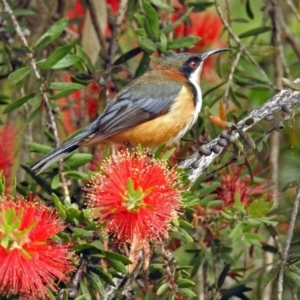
[85,0,107,52]
[180,82,300,183]
[2,0,71,203]
[223,50,243,106]
[263,2,284,298]
[286,0,300,23]
[277,182,300,300]
[215,0,275,90]
[107,0,128,76]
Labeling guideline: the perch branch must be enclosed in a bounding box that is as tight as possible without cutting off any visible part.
[2,0,71,202]
[180,82,300,183]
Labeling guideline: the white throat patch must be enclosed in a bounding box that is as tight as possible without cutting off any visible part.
[188,64,203,123]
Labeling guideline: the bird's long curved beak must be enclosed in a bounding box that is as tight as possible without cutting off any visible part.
[200,48,232,61]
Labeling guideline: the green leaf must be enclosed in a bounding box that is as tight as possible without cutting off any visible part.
[34,18,69,50]
[9,67,32,85]
[154,143,167,159]
[199,194,217,206]
[87,272,106,296]
[161,148,175,160]
[65,170,90,180]
[1,236,9,249]
[39,44,72,69]
[75,44,96,73]
[143,0,160,40]
[170,228,193,242]
[218,264,231,288]
[229,87,242,108]
[0,92,9,101]
[187,2,214,12]
[239,27,271,39]
[3,93,36,114]
[79,279,91,300]
[28,142,53,154]
[177,288,197,298]
[229,223,243,240]
[89,240,104,251]
[65,153,93,168]
[234,194,244,212]
[50,89,81,100]
[51,193,65,214]
[167,36,200,50]
[179,220,194,229]
[49,82,84,90]
[106,257,127,274]
[88,265,115,286]
[134,14,152,37]
[27,106,41,123]
[105,251,132,265]
[71,227,94,237]
[162,7,193,34]
[114,47,142,65]
[13,8,36,16]
[136,36,157,53]
[157,282,169,296]
[135,53,151,77]
[50,55,81,69]
[150,0,173,12]
[245,0,254,19]
[207,200,224,209]
[198,183,220,198]
[51,174,60,189]
[159,32,168,52]
[177,278,196,288]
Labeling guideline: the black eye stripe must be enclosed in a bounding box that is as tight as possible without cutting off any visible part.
[181,56,202,77]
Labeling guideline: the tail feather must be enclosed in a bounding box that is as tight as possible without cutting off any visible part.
[31,144,79,174]
[31,116,102,173]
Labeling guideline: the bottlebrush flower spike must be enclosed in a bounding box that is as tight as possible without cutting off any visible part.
[86,150,182,244]
[216,164,273,209]
[0,197,74,299]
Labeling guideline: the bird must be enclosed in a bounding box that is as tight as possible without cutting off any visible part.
[31,48,230,173]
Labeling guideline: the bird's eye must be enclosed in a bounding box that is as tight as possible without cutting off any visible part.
[189,61,197,68]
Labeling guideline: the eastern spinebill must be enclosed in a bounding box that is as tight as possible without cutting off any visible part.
[31,48,230,173]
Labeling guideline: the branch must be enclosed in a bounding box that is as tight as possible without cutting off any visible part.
[2,0,71,202]
[85,0,107,51]
[215,0,275,90]
[106,0,128,77]
[277,181,300,300]
[180,82,300,183]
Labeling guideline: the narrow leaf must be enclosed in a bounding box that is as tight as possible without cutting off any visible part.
[49,82,84,90]
[239,27,271,39]
[34,18,69,49]
[9,67,32,85]
[162,7,193,34]
[39,45,72,69]
[3,93,35,114]
[167,36,200,50]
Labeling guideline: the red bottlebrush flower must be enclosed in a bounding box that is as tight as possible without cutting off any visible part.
[215,164,273,209]
[0,123,17,186]
[66,0,87,35]
[86,150,182,243]
[0,197,74,299]
[172,4,224,80]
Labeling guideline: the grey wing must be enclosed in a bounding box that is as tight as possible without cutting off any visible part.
[83,71,183,142]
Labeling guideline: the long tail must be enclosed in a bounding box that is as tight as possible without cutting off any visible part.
[31,123,98,173]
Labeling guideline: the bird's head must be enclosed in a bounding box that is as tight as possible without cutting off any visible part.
[159,48,231,83]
